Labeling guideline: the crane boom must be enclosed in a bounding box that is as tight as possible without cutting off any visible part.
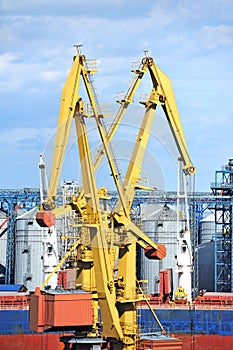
[35,51,195,350]
[114,90,157,216]
[44,55,146,210]
[48,55,82,201]
[93,60,147,170]
[144,56,195,175]
[75,110,124,341]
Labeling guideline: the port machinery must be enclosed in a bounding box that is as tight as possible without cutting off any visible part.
[0,187,230,297]
[0,48,231,348]
[29,47,198,350]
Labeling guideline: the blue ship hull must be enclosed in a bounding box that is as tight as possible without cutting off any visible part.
[139,308,233,335]
[0,308,232,336]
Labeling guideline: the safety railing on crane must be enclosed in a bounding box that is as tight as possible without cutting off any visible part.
[90,58,147,182]
[83,57,123,184]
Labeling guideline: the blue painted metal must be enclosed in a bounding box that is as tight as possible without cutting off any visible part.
[138,309,233,336]
[211,159,233,293]
[0,189,41,284]
[0,186,232,291]
[0,310,30,334]
[0,284,26,292]
[0,308,232,336]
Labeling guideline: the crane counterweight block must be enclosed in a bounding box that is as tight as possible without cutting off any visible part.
[145,244,166,260]
[36,210,56,228]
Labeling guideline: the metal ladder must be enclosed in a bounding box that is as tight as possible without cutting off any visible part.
[84,58,123,184]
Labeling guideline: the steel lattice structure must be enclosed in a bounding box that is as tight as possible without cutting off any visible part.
[0,184,232,292]
[211,159,233,292]
[0,188,41,284]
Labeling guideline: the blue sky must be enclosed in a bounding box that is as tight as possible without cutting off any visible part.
[0,0,233,192]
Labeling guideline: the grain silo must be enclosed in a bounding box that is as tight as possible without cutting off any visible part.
[14,207,44,290]
[140,203,179,297]
[199,213,215,244]
[15,207,63,291]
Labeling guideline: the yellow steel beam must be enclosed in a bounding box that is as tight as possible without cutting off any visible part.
[48,55,82,200]
[81,66,130,220]
[144,57,196,175]
[114,91,157,216]
[93,61,147,170]
[39,239,80,290]
[75,112,124,341]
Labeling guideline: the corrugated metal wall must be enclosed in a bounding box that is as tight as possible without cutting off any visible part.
[139,204,179,296]
[15,207,63,291]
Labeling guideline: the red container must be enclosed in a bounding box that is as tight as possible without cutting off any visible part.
[30,288,46,332]
[138,336,182,350]
[57,269,77,290]
[30,288,93,332]
[57,271,63,287]
[159,271,164,297]
[163,269,172,295]
[62,269,76,289]
[44,292,93,328]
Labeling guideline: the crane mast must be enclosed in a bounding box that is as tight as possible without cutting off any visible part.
[35,50,195,350]
[176,158,193,303]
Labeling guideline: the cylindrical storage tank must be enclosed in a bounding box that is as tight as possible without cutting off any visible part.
[199,214,215,244]
[197,241,215,291]
[15,207,63,291]
[140,204,179,296]
[15,207,44,291]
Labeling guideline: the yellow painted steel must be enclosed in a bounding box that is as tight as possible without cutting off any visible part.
[144,57,196,175]
[39,239,80,290]
[93,61,147,170]
[114,91,157,216]
[46,56,146,210]
[48,56,82,201]
[136,280,166,334]
[39,51,195,350]
[75,112,124,341]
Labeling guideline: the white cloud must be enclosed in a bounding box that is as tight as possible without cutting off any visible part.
[0,1,233,190]
[197,25,233,51]
[1,0,119,9]
[0,49,67,92]
[0,128,54,146]
[0,52,17,70]
[40,70,64,82]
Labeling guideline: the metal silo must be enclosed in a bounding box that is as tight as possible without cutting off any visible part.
[197,240,215,291]
[15,207,63,291]
[199,213,215,244]
[15,207,44,291]
[140,203,179,297]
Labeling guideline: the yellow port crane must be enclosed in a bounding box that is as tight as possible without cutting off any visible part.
[36,48,195,350]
